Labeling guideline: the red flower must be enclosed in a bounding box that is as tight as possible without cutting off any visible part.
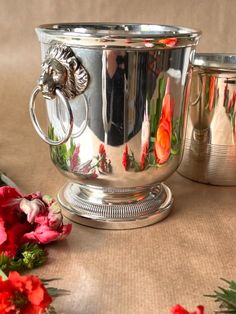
[154,78,172,164]
[0,186,72,257]
[0,187,32,257]
[0,271,52,313]
[22,223,72,245]
[122,144,129,171]
[171,304,204,314]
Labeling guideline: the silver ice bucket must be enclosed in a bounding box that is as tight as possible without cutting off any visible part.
[178,53,236,185]
[29,23,200,229]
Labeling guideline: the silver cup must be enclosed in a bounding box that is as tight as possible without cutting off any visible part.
[29,23,200,229]
[178,53,236,185]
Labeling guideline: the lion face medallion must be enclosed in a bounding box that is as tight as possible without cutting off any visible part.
[38,42,89,100]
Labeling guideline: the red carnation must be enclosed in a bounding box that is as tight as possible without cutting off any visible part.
[0,186,72,257]
[0,271,52,313]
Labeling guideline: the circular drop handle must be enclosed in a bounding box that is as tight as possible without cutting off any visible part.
[29,86,74,146]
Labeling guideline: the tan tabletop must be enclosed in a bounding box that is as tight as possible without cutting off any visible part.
[0,1,236,313]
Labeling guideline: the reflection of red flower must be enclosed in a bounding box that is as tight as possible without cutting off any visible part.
[75,160,98,179]
[159,38,177,47]
[99,144,107,172]
[154,78,172,164]
[99,144,106,156]
[71,145,80,171]
[208,76,216,112]
[98,144,112,173]
[122,144,129,170]
[171,304,204,314]
[0,271,52,313]
[140,143,148,171]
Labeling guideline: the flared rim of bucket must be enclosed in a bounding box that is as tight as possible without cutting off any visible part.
[36,22,201,49]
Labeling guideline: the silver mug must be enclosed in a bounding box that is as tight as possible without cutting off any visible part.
[29,23,200,229]
[178,53,236,185]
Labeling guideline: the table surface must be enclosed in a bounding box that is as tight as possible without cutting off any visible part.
[0,14,235,312]
[30,173,235,314]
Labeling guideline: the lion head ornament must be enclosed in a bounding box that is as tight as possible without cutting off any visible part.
[38,42,89,100]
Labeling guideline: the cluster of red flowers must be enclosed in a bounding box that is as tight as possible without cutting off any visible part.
[0,186,72,257]
[0,271,51,313]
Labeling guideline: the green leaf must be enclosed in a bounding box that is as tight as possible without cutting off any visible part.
[0,243,47,274]
[205,279,236,313]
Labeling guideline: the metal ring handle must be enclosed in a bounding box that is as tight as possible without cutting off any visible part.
[58,93,89,139]
[29,86,74,146]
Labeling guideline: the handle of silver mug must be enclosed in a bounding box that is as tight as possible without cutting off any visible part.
[29,86,74,146]
[190,73,203,106]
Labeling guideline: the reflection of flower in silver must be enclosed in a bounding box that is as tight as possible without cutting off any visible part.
[73,160,98,179]
[223,82,236,141]
[70,145,80,171]
[97,144,112,174]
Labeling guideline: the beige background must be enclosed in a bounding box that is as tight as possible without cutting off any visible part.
[1,0,236,194]
[0,1,236,313]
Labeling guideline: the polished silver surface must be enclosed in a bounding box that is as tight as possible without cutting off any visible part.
[58,182,173,229]
[30,23,200,228]
[178,53,236,185]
